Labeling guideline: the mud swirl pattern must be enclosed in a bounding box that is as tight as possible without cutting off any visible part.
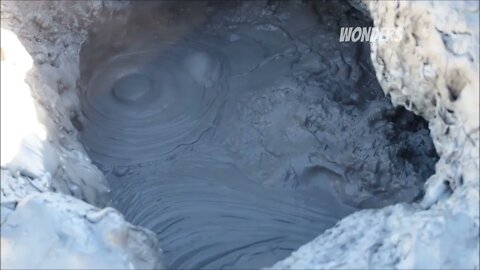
[108,148,352,269]
[79,1,438,269]
[81,41,227,165]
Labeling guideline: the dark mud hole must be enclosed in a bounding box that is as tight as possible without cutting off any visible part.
[77,1,438,269]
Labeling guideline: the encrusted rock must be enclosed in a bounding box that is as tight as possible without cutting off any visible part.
[1,192,163,269]
[272,1,479,269]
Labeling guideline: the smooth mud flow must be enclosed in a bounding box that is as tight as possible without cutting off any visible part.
[78,2,438,269]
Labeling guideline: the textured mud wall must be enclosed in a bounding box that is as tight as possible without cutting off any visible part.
[272,1,479,269]
[1,1,116,206]
[1,2,163,269]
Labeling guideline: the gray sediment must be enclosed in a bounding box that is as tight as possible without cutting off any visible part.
[77,2,438,269]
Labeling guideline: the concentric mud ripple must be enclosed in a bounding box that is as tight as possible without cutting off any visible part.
[109,147,353,269]
[81,41,227,165]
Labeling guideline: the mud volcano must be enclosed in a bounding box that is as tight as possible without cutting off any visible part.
[77,2,438,269]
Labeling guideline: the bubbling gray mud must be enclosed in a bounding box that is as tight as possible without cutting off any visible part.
[81,40,227,164]
[78,1,438,269]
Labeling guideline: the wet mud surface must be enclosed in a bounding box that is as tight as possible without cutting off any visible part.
[78,1,438,269]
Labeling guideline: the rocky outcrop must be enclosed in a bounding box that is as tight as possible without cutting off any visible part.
[272,1,479,269]
[1,191,163,269]
[0,1,119,206]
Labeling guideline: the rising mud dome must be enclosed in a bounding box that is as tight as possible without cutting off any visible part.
[77,2,437,269]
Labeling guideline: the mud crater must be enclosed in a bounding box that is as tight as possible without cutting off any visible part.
[77,1,438,269]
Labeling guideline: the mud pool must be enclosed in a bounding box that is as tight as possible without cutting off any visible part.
[78,2,438,269]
